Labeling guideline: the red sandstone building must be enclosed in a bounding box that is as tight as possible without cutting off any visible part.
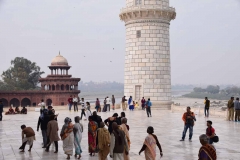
[0,54,80,107]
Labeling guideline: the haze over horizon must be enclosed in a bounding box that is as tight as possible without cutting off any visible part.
[0,0,239,85]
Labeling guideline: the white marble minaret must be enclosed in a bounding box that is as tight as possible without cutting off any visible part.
[119,0,176,109]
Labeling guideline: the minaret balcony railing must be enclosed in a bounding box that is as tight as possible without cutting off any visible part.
[120,5,175,14]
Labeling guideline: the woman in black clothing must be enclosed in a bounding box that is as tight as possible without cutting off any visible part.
[104,113,118,134]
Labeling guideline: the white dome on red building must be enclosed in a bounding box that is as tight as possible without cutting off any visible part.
[51,52,68,66]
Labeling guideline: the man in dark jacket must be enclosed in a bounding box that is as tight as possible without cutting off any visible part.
[110,122,129,159]
[0,100,3,121]
[37,110,49,148]
[204,97,210,117]
[92,111,102,127]
[112,95,115,110]
[104,113,119,134]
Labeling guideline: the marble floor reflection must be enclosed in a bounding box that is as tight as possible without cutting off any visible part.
[0,108,239,160]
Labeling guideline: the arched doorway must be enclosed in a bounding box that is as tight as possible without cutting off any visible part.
[21,98,31,107]
[56,84,60,90]
[61,84,64,90]
[1,98,8,107]
[66,84,69,90]
[46,99,52,106]
[52,85,55,91]
[10,98,20,107]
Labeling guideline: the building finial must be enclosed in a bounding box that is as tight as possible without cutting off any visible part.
[59,51,60,55]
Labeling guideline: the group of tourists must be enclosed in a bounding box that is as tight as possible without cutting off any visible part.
[180,106,218,160]
[4,105,27,115]
[19,107,163,160]
[102,95,115,112]
[121,96,152,117]
[67,95,116,114]
[204,96,240,122]
[0,95,222,160]
[227,96,240,121]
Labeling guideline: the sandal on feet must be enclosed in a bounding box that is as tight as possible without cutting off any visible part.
[20,150,25,152]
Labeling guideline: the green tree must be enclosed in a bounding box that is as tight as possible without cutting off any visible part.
[206,85,220,94]
[193,87,206,92]
[1,57,44,90]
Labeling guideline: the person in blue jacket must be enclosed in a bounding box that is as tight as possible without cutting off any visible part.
[146,98,152,117]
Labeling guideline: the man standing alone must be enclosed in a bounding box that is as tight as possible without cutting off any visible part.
[0,100,3,121]
[204,97,210,117]
[73,95,78,112]
[146,98,152,117]
[121,96,127,111]
[141,97,146,110]
[45,115,60,153]
[228,97,234,121]
[106,96,111,112]
[234,98,240,122]
[80,98,86,120]
[180,107,196,142]
[112,95,115,110]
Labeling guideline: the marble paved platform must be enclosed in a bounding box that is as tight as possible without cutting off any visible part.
[0,108,239,160]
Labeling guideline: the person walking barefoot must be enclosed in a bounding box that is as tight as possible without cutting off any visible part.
[73,116,83,159]
[60,117,74,159]
[139,126,163,159]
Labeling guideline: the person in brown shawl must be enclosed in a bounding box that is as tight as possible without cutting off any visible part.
[97,122,110,160]
[119,118,130,160]
[198,134,217,160]
[45,115,60,153]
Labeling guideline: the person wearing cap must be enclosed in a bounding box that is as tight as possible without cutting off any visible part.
[97,122,110,160]
[206,120,216,144]
[139,126,163,159]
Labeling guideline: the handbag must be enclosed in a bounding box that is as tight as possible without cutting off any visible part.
[211,136,219,143]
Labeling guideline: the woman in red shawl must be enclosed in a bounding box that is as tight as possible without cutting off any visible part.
[88,116,98,156]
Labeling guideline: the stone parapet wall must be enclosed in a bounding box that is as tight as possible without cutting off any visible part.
[125,0,169,8]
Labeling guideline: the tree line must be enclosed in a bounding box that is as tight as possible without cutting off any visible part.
[184,85,240,100]
[0,57,44,91]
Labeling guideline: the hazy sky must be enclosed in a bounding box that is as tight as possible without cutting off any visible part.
[0,0,240,85]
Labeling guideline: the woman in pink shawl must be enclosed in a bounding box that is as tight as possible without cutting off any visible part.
[119,118,130,160]
[139,126,163,160]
